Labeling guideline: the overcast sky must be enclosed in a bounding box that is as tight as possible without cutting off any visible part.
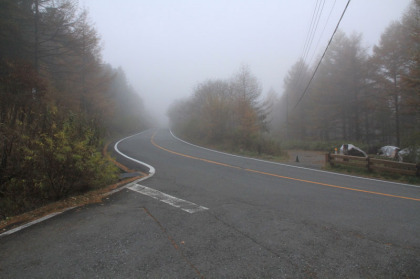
[79,0,411,125]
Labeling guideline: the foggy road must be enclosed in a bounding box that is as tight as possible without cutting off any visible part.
[1,129,419,278]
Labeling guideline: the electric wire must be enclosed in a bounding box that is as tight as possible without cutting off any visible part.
[295,0,321,84]
[295,0,325,86]
[302,0,326,67]
[308,0,337,66]
[300,0,322,65]
[293,0,351,110]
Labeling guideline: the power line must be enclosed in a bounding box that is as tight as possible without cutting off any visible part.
[308,0,337,66]
[302,0,326,66]
[293,0,351,110]
[295,0,325,87]
[300,0,324,65]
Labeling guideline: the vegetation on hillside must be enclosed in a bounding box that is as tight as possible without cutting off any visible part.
[168,65,282,157]
[271,1,419,153]
[0,0,148,219]
[168,1,419,162]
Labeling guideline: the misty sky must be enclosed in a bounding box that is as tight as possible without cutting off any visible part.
[79,0,411,125]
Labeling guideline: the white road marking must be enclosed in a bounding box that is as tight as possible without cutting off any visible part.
[0,208,75,238]
[170,130,420,189]
[1,131,156,238]
[128,184,208,214]
[114,131,156,176]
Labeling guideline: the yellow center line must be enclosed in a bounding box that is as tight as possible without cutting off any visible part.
[151,132,420,202]
[151,132,240,170]
[244,168,420,201]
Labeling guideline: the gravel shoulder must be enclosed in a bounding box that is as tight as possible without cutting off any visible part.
[286,149,327,169]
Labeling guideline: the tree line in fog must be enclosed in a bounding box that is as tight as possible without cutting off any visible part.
[0,0,148,218]
[273,1,419,149]
[168,65,281,155]
[169,1,419,155]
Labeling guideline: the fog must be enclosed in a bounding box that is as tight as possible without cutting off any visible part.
[80,0,410,126]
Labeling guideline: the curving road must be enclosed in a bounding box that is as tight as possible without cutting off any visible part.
[1,128,419,278]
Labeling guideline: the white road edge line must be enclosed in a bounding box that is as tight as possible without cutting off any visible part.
[115,130,156,176]
[103,130,157,197]
[169,130,420,189]
[128,184,208,214]
[0,208,75,238]
[1,130,157,238]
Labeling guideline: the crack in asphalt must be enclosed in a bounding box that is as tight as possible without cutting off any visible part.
[142,207,205,278]
[205,211,311,275]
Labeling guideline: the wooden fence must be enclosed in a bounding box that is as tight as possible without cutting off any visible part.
[326,153,420,177]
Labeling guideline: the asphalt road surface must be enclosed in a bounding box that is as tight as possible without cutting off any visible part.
[1,129,419,278]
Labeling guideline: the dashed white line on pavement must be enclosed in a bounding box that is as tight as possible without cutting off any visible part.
[128,184,209,213]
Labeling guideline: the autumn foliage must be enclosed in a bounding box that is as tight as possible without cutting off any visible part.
[0,0,148,218]
[271,1,420,155]
[168,66,280,155]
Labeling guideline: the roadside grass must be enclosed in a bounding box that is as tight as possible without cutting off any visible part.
[192,140,290,162]
[324,164,420,185]
[233,149,289,163]
[179,134,420,185]
[280,140,347,152]
[189,137,420,185]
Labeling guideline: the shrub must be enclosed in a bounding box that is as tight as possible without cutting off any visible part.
[0,111,118,219]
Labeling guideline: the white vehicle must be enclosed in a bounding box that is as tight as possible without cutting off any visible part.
[378,146,400,160]
[340,144,367,157]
